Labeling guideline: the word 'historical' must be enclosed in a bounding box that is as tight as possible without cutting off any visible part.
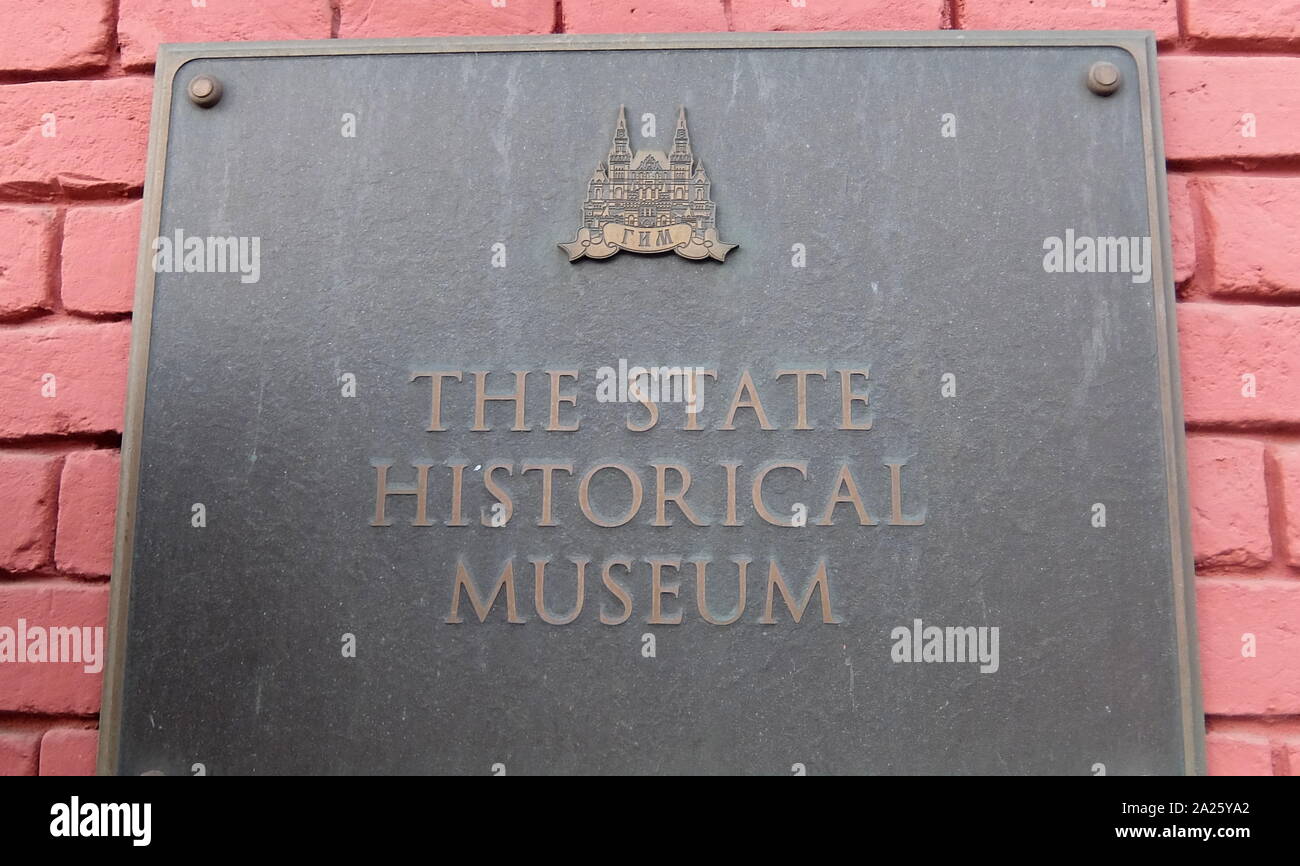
[367,366,927,627]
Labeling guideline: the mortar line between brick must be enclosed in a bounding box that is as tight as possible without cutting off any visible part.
[0,308,134,328]
[0,716,98,736]
[1167,160,1300,177]
[0,196,143,207]
[1194,573,1300,586]
[1179,297,1300,312]
[0,573,111,587]
[1160,45,1300,57]
[50,205,67,316]
[1186,175,1213,298]
[45,452,67,572]
[106,0,124,75]
[1174,0,1189,49]
[1184,427,1300,446]
[1271,743,1292,775]
[0,66,151,86]
[0,432,123,454]
[945,0,963,30]
[1263,447,1294,570]
[1183,427,1300,445]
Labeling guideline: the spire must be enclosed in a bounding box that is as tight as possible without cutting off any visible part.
[671,106,691,163]
[609,104,631,165]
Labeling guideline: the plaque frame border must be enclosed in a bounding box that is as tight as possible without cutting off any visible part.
[98,31,1203,776]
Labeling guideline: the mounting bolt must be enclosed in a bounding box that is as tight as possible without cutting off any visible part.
[1086,62,1121,97]
[187,74,222,108]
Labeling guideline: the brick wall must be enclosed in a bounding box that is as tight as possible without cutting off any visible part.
[0,0,1296,776]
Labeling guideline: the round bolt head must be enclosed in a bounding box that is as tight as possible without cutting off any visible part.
[1087,62,1121,96]
[187,74,223,108]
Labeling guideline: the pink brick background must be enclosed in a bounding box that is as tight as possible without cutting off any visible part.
[0,0,1296,775]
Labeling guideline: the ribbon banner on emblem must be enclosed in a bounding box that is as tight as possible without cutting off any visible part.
[559,223,737,262]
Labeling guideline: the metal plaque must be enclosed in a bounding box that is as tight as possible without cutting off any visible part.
[101,32,1202,775]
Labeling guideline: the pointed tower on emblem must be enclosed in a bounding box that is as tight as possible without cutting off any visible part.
[560,107,737,262]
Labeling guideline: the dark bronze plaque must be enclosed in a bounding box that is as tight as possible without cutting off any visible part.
[102,33,1201,775]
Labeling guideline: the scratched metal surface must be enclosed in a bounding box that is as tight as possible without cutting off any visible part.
[115,44,1184,775]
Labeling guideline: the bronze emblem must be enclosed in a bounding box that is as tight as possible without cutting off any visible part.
[560,107,737,262]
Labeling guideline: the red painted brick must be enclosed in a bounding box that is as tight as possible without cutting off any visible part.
[729,0,943,30]
[1205,733,1274,776]
[1186,437,1271,569]
[0,321,131,439]
[1160,57,1300,162]
[1167,174,1195,286]
[119,0,332,70]
[564,0,729,33]
[0,0,114,75]
[1274,445,1300,570]
[0,207,57,319]
[1197,580,1300,715]
[0,79,152,197]
[962,0,1178,42]
[1198,176,1300,299]
[0,583,108,715]
[39,728,98,776]
[1177,303,1300,427]
[0,733,40,776]
[0,454,60,573]
[339,0,554,38]
[61,201,143,316]
[56,450,120,579]
[1186,0,1300,46]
